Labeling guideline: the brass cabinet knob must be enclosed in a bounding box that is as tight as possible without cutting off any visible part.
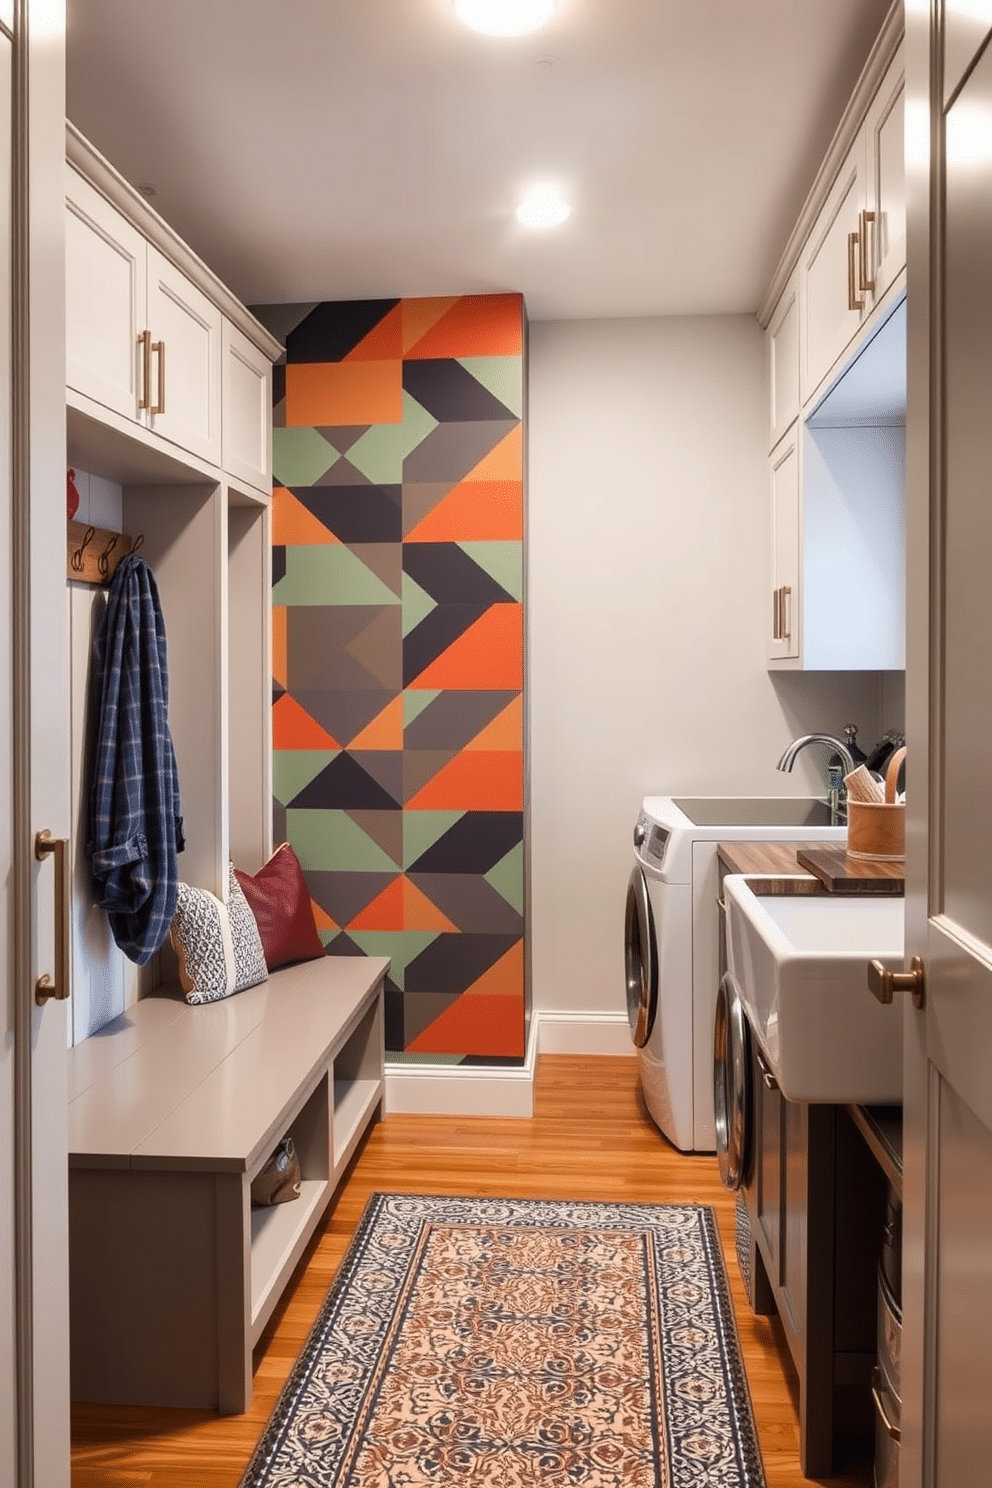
[868,954,925,1010]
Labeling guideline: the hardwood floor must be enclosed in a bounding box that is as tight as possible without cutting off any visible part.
[70,1054,873,1486]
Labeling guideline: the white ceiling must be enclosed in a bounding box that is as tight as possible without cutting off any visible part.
[65,0,894,322]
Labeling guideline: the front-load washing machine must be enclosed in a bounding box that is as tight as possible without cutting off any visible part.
[624,795,845,1152]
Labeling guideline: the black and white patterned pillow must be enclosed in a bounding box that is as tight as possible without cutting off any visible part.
[171,863,268,1005]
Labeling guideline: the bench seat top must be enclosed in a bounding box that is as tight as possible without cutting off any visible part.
[67,955,388,1175]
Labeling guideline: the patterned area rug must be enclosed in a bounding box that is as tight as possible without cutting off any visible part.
[240,1194,765,1487]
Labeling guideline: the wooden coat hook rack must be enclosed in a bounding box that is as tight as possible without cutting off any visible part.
[67,520,144,586]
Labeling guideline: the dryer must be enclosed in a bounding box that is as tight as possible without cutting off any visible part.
[624,796,845,1152]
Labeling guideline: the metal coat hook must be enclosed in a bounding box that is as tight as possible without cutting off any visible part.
[130,534,144,556]
[98,534,119,577]
[71,525,96,573]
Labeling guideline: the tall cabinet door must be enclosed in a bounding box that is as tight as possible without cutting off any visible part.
[769,432,800,661]
[864,43,906,310]
[65,168,146,422]
[5,6,71,1485]
[801,144,867,400]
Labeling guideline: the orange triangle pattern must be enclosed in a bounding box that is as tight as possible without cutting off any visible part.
[310,900,339,932]
[345,302,404,362]
[407,991,525,1058]
[460,940,524,1002]
[406,750,523,812]
[465,695,523,752]
[272,605,288,690]
[404,480,523,543]
[272,484,341,546]
[405,294,524,361]
[461,424,523,483]
[346,875,459,933]
[408,604,523,692]
[346,695,404,751]
[401,297,459,354]
[272,693,340,751]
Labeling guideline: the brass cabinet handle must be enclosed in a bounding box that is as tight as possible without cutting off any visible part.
[151,339,166,415]
[847,230,864,311]
[772,588,781,641]
[872,1366,902,1443]
[137,329,151,410]
[868,955,925,1011]
[859,208,876,293]
[34,831,70,1007]
[780,584,791,641]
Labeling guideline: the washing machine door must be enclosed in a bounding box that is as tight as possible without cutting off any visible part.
[714,973,752,1190]
[625,866,657,1048]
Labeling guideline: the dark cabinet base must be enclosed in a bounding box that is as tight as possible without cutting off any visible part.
[740,1052,886,1478]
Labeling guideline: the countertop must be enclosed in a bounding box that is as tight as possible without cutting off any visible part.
[717,840,825,892]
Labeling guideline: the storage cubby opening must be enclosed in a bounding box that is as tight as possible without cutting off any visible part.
[332,998,384,1171]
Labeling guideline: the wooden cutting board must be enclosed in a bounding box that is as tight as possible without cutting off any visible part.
[795,845,905,894]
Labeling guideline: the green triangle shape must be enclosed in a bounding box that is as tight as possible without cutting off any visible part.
[403,690,440,728]
[484,841,524,915]
[347,931,440,990]
[272,427,341,487]
[346,392,439,486]
[272,546,402,607]
[402,571,438,638]
[273,749,338,806]
[459,541,522,602]
[457,357,523,419]
[285,809,398,871]
[403,810,464,868]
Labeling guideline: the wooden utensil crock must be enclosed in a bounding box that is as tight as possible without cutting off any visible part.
[846,745,907,861]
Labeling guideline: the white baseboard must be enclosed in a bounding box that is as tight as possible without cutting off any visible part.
[384,1019,538,1118]
[536,1010,635,1057]
[383,1013,634,1117]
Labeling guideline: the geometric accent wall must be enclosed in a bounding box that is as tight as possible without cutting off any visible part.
[260,294,526,1064]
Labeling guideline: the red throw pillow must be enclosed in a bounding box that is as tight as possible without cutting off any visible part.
[233,843,325,971]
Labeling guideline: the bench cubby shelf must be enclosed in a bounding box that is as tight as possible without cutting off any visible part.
[67,956,387,1414]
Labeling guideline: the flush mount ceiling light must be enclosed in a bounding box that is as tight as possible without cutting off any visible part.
[516,185,571,228]
[455,0,559,37]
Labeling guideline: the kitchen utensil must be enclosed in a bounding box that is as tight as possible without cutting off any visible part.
[847,747,907,861]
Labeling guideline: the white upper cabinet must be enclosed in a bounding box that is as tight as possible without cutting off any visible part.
[222,320,273,494]
[800,143,869,402]
[769,430,800,662]
[864,44,906,310]
[767,271,800,449]
[145,247,223,466]
[66,171,147,424]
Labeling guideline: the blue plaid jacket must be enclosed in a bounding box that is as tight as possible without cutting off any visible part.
[86,554,185,964]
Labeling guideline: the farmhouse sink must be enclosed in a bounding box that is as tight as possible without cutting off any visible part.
[723,875,904,1103]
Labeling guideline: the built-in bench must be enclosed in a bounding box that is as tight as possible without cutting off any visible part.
[67,954,388,1414]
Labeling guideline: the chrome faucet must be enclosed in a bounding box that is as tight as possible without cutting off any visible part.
[777,734,857,823]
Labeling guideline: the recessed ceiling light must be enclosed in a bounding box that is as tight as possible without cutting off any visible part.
[516,185,571,229]
[455,0,559,37]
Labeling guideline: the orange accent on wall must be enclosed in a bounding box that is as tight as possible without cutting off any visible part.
[272,484,340,546]
[403,878,460,932]
[310,900,339,932]
[460,939,525,1002]
[404,480,523,542]
[465,695,523,752]
[350,876,405,931]
[285,360,403,427]
[461,423,523,483]
[406,750,523,811]
[408,603,523,691]
[272,606,288,690]
[405,293,524,360]
[346,696,405,751]
[345,302,404,362]
[401,297,459,354]
[272,693,341,751]
[406,990,525,1057]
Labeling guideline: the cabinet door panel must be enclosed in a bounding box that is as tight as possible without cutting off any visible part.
[147,247,223,466]
[66,171,146,422]
[755,1065,782,1280]
[866,46,906,306]
[780,1097,808,1339]
[768,276,799,450]
[769,433,800,662]
[801,149,866,401]
[222,321,272,493]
